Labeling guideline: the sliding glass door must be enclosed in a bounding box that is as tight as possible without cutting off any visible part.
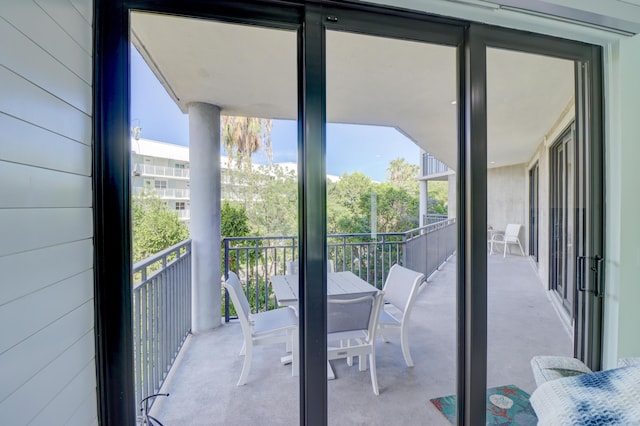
[485,47,576,406]
[96,2,604,424]
[324,21,459,424]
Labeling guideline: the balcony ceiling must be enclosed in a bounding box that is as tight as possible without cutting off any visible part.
[131,12,574,170]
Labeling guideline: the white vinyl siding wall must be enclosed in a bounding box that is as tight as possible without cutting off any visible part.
[0,1,97,425]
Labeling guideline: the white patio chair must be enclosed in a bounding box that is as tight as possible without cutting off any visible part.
[377,264,425,367]
[488,223,525,257]
[327,259,335,273]
[286,261,298,275]
[327,290,384,395]
[224,271,298,386]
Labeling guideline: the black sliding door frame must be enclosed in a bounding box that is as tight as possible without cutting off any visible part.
[471,25,604,372]
[529,161,539,263]
[95,3,303,425]
[303,5,472,424]
[94,1,603,425]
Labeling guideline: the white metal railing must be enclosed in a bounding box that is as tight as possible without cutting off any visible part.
[132,187,190,199]
[156,188,190,199]
[422,153,449,176]
[132,240,191,412]
[134,164,190,179]
[176,210,190,220]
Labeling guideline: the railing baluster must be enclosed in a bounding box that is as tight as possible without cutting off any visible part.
[141,284,149,404]
[132,240,192,414]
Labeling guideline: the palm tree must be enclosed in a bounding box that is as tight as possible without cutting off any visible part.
[386,157,419,194]
[221,116,272,169]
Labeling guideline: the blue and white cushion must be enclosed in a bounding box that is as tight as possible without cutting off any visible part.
[530,365,640,425]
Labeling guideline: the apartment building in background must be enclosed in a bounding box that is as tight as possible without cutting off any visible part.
[131,137,322,227]
[132,138,192,222]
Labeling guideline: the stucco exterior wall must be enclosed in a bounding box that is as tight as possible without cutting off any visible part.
[487,164,528,253]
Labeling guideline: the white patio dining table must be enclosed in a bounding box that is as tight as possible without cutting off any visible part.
[269,271,379,379]
[270,271,378,306]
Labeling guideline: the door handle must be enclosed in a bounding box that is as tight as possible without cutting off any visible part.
[577,255,604,297]
[577,256,586,292]
[593,255,604,298]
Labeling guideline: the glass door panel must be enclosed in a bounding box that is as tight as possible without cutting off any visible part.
[129,12,299,423]
[486,47,575,399]
[550,127,576,312]
[326,29,457,425]
[529,162,539,263]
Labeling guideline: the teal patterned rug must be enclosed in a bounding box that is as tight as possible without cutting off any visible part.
[429,385,538,425]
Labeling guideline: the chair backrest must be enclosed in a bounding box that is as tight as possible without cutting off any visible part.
[382,264,425,314]
[327,291,383,340]
[504,224,522,242]
[286,261,298,275]
[327,259,335,273]
[224,272,252,336]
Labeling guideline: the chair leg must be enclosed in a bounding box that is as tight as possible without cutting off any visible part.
[237,342,252,386]
[518,241,525,256]
[291,331,299,377]
[286,330,292,353]
[355,338,367,371]
[369,351,379,395]
[400,325,414,367]
[342,339,354,367]
[503,241,508,258]
[239,341,246,356]
[359,354,367,371]
[379,327,390,343]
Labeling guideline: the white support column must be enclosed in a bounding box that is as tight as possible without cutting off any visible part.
[189,102,222,332]
[419,180,428,227]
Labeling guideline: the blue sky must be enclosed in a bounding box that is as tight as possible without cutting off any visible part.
[130,47,419,182]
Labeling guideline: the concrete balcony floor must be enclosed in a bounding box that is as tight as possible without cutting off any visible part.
[151,254,572,425]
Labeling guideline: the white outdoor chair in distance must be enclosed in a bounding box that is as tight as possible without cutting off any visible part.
[327,290,384,395]
[224,271,298,386]
[489,223,525,257]
[377,264,425,367]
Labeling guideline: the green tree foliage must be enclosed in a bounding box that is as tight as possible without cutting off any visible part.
[244,165,298,236]
[221,201,252,283]
[132,186,190,263]
[327,172,372,234]
[369,183,420,233]
[326,168,420,235]
[386,157,419,196]
[221,201,250,238]
[427,181,448,214]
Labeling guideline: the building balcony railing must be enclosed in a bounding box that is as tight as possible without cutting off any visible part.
[423,213,448,225]
[133,187,191,200]
[422,153,449,177]
[133,164,190,179]
[176,209,190,221]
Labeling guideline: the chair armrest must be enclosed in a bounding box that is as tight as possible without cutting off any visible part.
[489,232,505,242]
